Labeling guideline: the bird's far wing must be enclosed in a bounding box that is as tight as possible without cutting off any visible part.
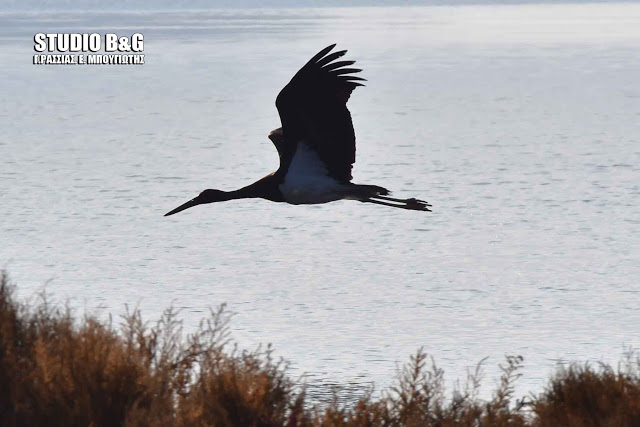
[268,127,286,156]
[267,127,299,180]
[275,44,366,182]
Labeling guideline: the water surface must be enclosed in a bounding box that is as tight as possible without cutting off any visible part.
[1,3,639,400]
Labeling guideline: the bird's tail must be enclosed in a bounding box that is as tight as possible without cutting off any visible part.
[348,184,389,198]
[342,183,390,202]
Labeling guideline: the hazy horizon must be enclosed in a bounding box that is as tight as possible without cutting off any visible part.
[4,0,640,12]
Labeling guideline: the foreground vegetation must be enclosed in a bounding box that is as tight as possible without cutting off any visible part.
[1,271,639,426]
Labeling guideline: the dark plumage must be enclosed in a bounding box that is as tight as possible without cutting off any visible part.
[165,44,431,217]
[275,44,362,183]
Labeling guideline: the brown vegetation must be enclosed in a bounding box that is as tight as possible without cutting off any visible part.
[1,270,639,426]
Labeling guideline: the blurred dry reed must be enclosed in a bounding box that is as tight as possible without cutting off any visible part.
[1,270,639,427]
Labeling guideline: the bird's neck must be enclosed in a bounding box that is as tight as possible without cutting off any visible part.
[232,174,284,202]
[225,187,257,200]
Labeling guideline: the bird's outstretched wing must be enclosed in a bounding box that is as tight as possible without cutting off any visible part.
[275,44,366,183]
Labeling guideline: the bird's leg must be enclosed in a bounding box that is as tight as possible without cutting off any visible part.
[371,195,432,208]
[365,197,432,211]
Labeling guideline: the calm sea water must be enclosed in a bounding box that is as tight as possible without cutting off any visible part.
[1,3,639,401]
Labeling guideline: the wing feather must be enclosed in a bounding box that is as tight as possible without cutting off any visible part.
[315,50,347,67]
[275,44,365,182]
[321,60,356,71]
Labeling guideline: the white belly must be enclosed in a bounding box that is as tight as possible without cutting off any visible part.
[279,142,347,205]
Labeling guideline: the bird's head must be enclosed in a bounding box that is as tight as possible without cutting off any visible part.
[164,189,229,216]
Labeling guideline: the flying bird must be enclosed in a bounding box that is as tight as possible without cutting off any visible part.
[165,44,431,217]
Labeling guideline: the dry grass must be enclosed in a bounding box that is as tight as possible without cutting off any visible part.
[0,271,300,426]
[1,270,639,426]
[531,355,640,427]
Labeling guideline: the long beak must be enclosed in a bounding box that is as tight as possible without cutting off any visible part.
[164,197,200,216]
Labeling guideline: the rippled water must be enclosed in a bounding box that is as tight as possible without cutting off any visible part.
[1,3,639,400]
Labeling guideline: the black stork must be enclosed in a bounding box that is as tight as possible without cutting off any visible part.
[165,44,431,217]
